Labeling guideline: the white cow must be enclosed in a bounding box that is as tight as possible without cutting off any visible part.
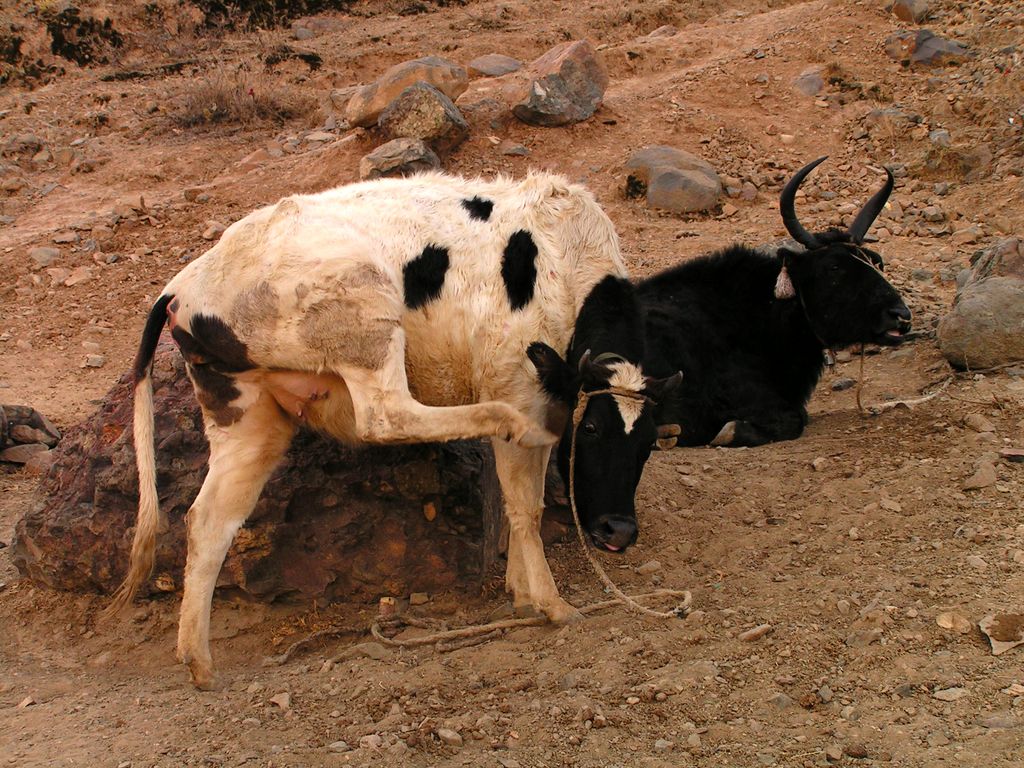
[109,171,674,689]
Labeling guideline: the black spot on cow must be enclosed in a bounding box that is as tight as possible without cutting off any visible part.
[461,196,493,222]
[189,314,253,371]
[403,244,450,310]
[502,230,538,311]
[186,362,244,427]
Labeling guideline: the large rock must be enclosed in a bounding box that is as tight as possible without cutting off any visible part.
[345,56,469,128]
[884,30,971,67]
[359,137,441,180]
[511,40,608,127]
[378,83,469,154]
[938,239,1024,369]
[12,342,506,603]
[624,146,722,214]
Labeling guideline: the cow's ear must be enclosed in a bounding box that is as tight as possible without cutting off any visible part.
[528,342,577,404]
[644,371,683,403]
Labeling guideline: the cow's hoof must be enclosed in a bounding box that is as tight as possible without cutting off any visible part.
[188,662,217,691]
[545,601,584,625]
[710,421,737,447]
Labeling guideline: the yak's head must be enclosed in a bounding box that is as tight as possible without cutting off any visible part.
[527,277,682,554]
[776,157,912,348]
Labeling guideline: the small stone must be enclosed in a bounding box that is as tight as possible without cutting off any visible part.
[64,266,93,287]
[636,560,662,575]
[927,732,950,747]
[29,247,60,269]
[721,202,738,217]
[1,443,49,464]
[966,555,988,569]
[936,612,972,633]
[793,68,824,97]
[963,461,997,490]
[292,26,314,41]
[779,133,796,145]
[686,733,701,748]
[9,425,57,447]
[359,138,440,181]
[17,696,34,708]
[844,743,869,759]
[337,641,389,661]
[891,0,929,24]
[269,692,291,710]
[84,354,106,368]
[978,613,1024,655]
[436,728,463,747]
[845,628,882,648]
[467,53,522,78]
[837,599,851,615]
[654,738,673,752]
[738,623,772,642]
[53,231,78,244]
[202,221,227,241]
[327,741,350,752]
[817,685,834,703]
[964,413,996,433]
[932,687,967,702]
[977,712,1016,729]
[929,128,951,147]
[498,140,529,156]
[832,377,856,391]
[811,457,827,471]
[825,744,843,762]
[304,131,335,143]
[849,527,860,540]
[359,734,383,750]
[409,592,429,605]
[998,448,1024,463]
[768,692,796,709]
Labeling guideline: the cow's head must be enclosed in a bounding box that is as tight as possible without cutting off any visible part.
[776,157,912,348]
[527,277,682,554]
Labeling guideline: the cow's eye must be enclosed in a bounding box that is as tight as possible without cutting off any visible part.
[582,421,597,435]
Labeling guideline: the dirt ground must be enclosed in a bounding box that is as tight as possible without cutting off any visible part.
[2,0,1023,766]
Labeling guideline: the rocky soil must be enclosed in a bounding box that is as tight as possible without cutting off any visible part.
[1,0,1023,766]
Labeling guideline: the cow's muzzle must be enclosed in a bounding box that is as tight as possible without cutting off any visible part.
[590,515,638,553]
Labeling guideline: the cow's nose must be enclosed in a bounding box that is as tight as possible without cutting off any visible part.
[595,515,638,552]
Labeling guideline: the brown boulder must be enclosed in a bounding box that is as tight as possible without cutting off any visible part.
[345,56,469,128]
[12,341,507,603]
[511,40,608,127]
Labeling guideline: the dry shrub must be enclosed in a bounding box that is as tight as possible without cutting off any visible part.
[176,65,317,127]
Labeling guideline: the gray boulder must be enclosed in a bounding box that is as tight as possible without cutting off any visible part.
[938,238,1024,369]
[378,83,469,154]
[359,138,441,181]
[625,146,722,214]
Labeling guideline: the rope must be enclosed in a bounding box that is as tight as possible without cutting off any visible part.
[567,387,693,619]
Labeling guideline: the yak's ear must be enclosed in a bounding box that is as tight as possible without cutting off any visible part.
[644,371,683,403]
[527,342,577,404]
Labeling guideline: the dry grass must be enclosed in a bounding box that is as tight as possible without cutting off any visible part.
[175,65,317,127]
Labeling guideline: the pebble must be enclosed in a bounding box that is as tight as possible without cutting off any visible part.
[927,732,950,747]
[962,460,997,490]
[436,727,463,747]
[936,612,972,633]
[359,734,383,750]
[654,738,673,751]
[844,743,869,759]
[825,744,843,762]
[202,221,227,241]
[409,592,429,605]
[269,692,291,710]
[327,740,350,752]
[84,354,106,368]
[966,555,988,569]
[837,599,851,615]
[932,687,967,702]
[29,246,60,269]
[768,692,796,709]
[977,712,1016,729]
[738,623,772,642]
[498,140,529,156]
[831,377,856,391]
[636,560,662,575]
[964,413,996,433]
[17,696,34,708]
[304,131,335,143]
[811,457,827,471]
[845,628,882,648]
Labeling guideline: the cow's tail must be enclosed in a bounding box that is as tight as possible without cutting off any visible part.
[105,294,173,618]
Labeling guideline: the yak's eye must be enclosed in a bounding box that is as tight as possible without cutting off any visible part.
[582,421,598,435]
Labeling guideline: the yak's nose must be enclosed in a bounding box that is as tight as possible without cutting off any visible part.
[593,515,638,552]
[889,304,912,323]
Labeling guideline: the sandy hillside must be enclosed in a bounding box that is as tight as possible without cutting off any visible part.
[1,0,1023,766]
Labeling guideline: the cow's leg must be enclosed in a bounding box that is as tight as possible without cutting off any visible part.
[176,390,294,689]
[710,403,807,447]
[342,329,555,447]
[492,439,581,624]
